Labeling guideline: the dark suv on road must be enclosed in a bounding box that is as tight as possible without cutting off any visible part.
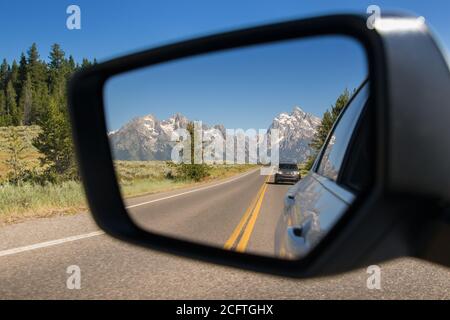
[274,163,300,184]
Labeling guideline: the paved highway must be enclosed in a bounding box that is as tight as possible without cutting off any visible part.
[0,170,449,299]
[127,169,285,256]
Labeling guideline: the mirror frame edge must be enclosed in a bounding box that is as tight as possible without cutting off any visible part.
[68,13,397,278]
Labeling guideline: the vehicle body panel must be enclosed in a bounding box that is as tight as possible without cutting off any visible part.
[69,14,450,277]
[275,173,352,258]
[275,84,367,258]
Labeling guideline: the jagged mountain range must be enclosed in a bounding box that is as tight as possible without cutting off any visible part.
[108,107,320,163]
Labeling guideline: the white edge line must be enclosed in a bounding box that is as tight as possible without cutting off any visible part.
[0,169,260,258]
[125,168,259,209]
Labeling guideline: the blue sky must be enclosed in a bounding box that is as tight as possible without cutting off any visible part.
[1,1,449,129]
[104,36,366,130]
[2,1,449,62]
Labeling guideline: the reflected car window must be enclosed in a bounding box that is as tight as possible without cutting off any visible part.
[317,84,369,181]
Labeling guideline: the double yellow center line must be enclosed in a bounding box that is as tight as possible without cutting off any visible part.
[224,176,270,252]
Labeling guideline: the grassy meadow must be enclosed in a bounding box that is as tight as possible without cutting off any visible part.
[115,160,256,198]
[0,126,257,224]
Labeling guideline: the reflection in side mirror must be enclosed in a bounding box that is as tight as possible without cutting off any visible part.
[103,36,369,260]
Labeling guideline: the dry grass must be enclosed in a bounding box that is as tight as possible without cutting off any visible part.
[0,126,42,181]
[115,160,257,198]
[0,181,86,225]
[0,126,257,224]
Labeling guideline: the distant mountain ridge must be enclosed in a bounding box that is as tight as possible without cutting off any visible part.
[109,107,320,163]
[268,106,321,163]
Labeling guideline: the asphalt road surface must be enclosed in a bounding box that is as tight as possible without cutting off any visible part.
[127,169,285,256]
[1,170,450,299]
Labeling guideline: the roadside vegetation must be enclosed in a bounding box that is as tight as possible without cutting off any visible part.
[302,88,353,172]
[116,161,256,198]
[0,44,256,225]
[1,151,255,224]
[0,126,41,182]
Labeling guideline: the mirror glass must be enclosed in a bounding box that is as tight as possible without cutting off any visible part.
[103,36,369,259]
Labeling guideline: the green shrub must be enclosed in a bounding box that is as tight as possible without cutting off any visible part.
[177,163,211,181]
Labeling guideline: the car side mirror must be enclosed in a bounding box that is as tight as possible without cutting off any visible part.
[68,13,450,278]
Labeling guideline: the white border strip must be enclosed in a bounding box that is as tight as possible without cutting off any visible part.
[126,168,259,209]
[0,169,259,258]
[0,231,105,258]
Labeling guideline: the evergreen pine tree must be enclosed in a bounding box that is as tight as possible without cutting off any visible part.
[304,88,352,171]
[32,97,78,181]
[19,74,33,125]
[10,60,20,99]
[330,88,351,119]
[27,43,48,123]
[1,43,93,180]
[67,55,76,73]
[0,90,6,126]
[310,110,334,152]
[48,44,67,103]
[17,53,28,92]
[48,44,65,70]
[0,59,9,91]
[81,58,92,69]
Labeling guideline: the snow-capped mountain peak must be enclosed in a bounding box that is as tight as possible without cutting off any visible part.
[109,107,320,163]
[269,107,320,163]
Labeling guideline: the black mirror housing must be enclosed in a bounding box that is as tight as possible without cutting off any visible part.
[68,13,450,277]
